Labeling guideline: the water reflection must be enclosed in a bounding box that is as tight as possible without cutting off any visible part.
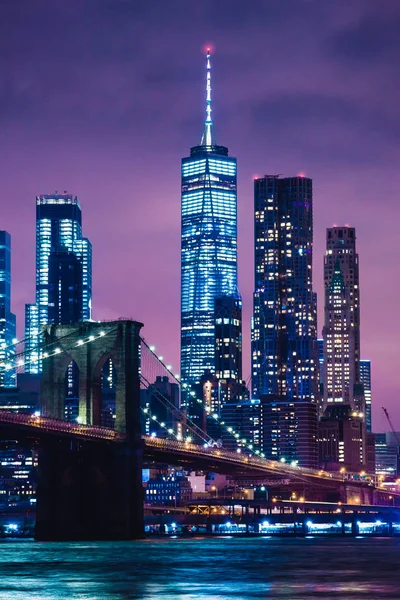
[0,537,399,599]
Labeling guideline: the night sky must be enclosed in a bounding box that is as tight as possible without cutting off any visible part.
[1,1,399,431]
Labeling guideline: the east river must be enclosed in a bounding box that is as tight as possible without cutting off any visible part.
[0,537,400,599]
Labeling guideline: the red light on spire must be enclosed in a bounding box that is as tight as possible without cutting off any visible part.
[202,42,215,54]
[297,172,306,178]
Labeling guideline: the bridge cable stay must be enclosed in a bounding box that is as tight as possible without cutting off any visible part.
[0,327,118,378]
[138,406,345,489]
[139,374,214,446]
[140,336,263,455]
[138,339,372,487]
[139,338,216,445]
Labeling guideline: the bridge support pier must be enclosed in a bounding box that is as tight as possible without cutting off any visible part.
[36,320,144,541]
[35,437,144,540]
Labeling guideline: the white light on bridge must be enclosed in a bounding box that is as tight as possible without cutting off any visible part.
[150,345,155,352]
[77,340,84,346]
[55,348,61,354]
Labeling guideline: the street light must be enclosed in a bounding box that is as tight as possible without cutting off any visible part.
[211,485,218,498]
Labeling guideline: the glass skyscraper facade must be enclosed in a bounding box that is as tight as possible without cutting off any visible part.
[0,231,16,387]
[322,260,355,408]
[324,227,360,383]
[25,194,92,373]
[322,227,363,412]
[180,52,238,401]
[251,176,318,402]
[251,176,318,467]
[360,359,372,432]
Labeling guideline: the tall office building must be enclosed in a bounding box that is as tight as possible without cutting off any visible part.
[0,231,16,387]
[251,176,318,467]
[322,260,355,407]
[324,227,360,379]
[317,338,324,397]
[214,296,242,383]
[360,359,372,432]
[322,228,362,411]
[251,176,318,401]
[25,194,92,373]
[180,51,238,407]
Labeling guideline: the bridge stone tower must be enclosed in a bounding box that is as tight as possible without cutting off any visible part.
[36,320,145,541]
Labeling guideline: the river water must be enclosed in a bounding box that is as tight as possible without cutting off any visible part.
[0,537,399,599]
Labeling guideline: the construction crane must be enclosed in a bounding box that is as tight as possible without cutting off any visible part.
[382,407,400,446]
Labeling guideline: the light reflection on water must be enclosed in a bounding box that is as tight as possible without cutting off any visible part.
[0,537,399,599]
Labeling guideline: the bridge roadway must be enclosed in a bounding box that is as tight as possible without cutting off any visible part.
[0,410,369,488]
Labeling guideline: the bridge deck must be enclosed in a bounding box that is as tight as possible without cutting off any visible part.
[0,410,347,485]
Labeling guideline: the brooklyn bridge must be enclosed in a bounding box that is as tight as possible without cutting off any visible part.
[0,320,396,540]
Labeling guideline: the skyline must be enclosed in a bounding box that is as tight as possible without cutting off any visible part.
[1,1,399,431]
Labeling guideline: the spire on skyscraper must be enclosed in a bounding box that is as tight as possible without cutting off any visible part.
[200,49,214,146]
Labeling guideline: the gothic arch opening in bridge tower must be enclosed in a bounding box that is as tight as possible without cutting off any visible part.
[91,354,117,428]
[64,360,79,422]
[100,358,117,428]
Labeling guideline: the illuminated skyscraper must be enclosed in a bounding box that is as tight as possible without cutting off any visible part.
[25,194,92,373]
[324,227,360,380]
[0,231,16,387]
[251,176,318,402]
[251,176,318,467]
[360,359,372,432]
[180,51,238,401]
[322,227,362,411]
[322,260,355,407]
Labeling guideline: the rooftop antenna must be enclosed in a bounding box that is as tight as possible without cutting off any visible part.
[200,49,214,146]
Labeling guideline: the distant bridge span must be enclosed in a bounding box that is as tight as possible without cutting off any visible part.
[0,410,386,491]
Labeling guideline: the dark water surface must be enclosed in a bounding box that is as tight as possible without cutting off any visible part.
[0,537,399,599]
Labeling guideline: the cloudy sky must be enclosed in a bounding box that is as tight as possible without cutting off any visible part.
[1,0,399,430]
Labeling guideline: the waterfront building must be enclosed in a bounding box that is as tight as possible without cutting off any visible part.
[318,405,365,472]
[25,194,92,373]
[180,51,238,413]
[260,395,318,467]
[251,175,318,467]
[375,433,399,477]
[0,231,16,387]
[0,373,40,414]
[145,472,192,507]
[0,440,38,502]
[360,359,372,433]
